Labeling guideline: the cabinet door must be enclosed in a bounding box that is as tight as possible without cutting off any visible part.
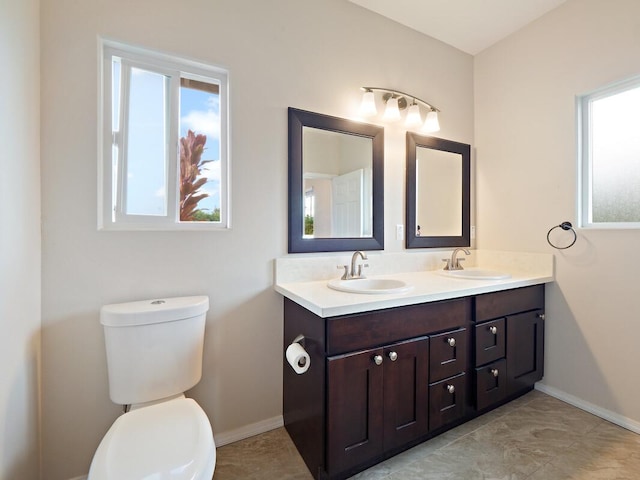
[475,318,506,366]
[327,348,384,475]
[383,337,429,450]
[429,328,468,383]
[507,309,544,396]
[428,372,467,431]
[475,358,507,411]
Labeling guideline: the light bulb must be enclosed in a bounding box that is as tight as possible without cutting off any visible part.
[383,96,401,121]
[359,90,377,117]
[405,103,422,128]
[422,110,440,132]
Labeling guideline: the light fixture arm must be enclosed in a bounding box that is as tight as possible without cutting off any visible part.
[361,87,440,112]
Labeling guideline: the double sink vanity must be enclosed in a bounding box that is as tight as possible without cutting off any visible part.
[275,250,553,480]
[281,107,554,479]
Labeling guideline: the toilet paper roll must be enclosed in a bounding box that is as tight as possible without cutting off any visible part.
[286,342,310,374]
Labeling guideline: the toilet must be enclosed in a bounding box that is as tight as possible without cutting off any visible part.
[88,296,216,480]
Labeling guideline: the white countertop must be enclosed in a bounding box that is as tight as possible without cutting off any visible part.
[274,250,554,317]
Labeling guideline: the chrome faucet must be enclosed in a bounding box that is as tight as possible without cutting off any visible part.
[339,251,369,280]
[442,248,470,271]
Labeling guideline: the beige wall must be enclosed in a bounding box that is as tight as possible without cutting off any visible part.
[0,0,42,478]
[39,0,473,477]
[20,1,640,478]
[475,0,640,428]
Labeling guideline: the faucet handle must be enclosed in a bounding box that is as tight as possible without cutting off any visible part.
[337,265,349,280]
[357,263,369,278]
[441,259,452,270]
[452,258,465,270]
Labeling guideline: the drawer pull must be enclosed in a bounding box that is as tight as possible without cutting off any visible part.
[447,337,456,347]
[388,351,398,362]
[489,326,498,335]
[373,355,383,366]
[491,368,499,377]
[446,384,455,394]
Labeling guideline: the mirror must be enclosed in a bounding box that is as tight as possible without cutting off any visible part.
[406,133,470,248]
[288,108,384,253]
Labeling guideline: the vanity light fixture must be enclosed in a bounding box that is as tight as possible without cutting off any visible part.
[382,95,402,121]
[405,101,422,128]
[423,109,440,132]
[360,87,441,132]
[359,89,377,117]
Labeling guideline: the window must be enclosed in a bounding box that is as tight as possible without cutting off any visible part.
[578,77,640,228]
[99,39,229,230]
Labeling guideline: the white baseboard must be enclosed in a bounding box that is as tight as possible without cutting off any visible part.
[535,383,640,434]
[212,385,640,448]
[214,415,284,447]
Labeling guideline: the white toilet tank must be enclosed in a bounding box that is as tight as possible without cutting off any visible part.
[100,296,209,405]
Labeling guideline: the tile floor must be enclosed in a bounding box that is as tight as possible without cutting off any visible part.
[214,391,640,479]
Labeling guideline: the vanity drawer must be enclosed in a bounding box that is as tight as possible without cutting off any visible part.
[475,318,506,366]
[475,359,507,411]
[429,328,468,383]
[326,297,471,355]
[475,285,544,323]
[429,372,467,431]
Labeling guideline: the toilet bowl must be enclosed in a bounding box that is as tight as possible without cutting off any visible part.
[89,397,215,479]
[88,296,215,479]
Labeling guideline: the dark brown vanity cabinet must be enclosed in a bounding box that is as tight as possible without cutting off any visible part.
[505,309,545,396]
[283,284,545,480]
[326,337,429,474]
[428,328,469,431]
[474,285,545,411]
[474,318,508,411]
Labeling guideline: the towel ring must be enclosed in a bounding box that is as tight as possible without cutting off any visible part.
[547,221,577,250]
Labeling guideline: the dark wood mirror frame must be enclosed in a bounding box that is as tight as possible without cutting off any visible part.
[406,133,470,248]
[288,107,385,253]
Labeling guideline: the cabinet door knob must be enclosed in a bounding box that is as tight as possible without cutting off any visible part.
[491,368,499,377]
[446,384,455,394]
[388,351,398,361]
[489,326,498,335]
[537,313,546,320]
[373,355,383,366]
[447,337,456,347]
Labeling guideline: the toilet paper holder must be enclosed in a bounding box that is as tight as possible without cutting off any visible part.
[286,334,310,374]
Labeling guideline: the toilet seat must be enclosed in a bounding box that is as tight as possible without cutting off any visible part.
[88,397,215,480]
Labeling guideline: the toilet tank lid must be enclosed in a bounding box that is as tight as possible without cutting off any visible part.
[101,296,209,327]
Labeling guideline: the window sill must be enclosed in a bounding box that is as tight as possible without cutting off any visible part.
[98,222,231,232]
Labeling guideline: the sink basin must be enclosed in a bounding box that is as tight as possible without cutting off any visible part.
[437,268,511,280]
[327,278,413,295]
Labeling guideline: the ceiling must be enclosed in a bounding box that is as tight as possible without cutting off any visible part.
[348,0,568,55]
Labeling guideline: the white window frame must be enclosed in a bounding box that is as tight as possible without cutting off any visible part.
[577,76,640,229]
[98,38,230,231]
